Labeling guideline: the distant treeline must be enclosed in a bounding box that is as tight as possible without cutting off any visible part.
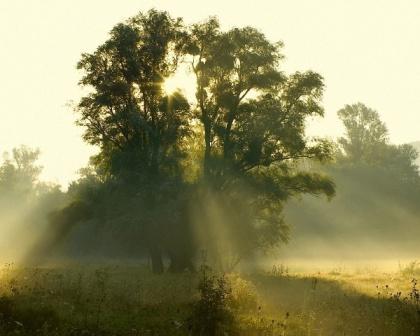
[285,106,420,260]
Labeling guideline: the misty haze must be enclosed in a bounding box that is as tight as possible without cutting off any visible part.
[0,1,419,335]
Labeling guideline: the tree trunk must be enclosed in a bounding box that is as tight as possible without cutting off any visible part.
[223,106,237,162]
[168,252,196,273]
[149,244,164,274]
[203,120,212,178]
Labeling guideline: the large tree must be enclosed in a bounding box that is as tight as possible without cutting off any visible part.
[185,19,335,269]
[70,12,336,272]
[76,10,191,273]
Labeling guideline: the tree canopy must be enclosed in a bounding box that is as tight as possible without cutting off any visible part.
[337,102,419,186]
[337,103,389,163]
[47,9,337,273]
[77,10,190,182]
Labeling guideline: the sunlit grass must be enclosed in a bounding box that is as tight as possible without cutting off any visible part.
[0,262,418,335]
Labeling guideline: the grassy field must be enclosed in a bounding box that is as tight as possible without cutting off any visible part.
[0,261,419,335]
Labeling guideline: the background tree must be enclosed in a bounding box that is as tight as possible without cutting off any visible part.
[338,102,419,186]
[0,146,42,202]
[284,103,420,260]
[337,103,389,163]
[0,146,65,262]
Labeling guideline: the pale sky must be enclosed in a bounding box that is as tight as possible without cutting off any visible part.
[1,0,419,187]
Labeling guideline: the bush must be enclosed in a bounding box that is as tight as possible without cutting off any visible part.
[188,266,235,336]
[0,295,58,335]
[227,274,258,313]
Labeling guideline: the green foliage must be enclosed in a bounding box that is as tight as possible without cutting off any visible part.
[77,9,190,180]
[0,295,58,335]
[180,17,335,269]
[284,103,420,260]
[338,103,419,187]
[337,102,420,193]
[0,146,42,201]
[189,266,235,336]
[187,18,332,185]
[75,10,196,273]
[0,264,419,335]
[0,146,66,261]
[227,274,259,313]
[338,103,389,163]
[62,9,338,273]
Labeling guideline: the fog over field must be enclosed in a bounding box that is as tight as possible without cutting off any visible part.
[0,2,419,335]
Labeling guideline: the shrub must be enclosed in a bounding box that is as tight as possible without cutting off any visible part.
[227,274,258,313]
[188,266,235,336]
[0,295,58,334]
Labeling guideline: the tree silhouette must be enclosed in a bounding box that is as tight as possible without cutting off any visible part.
[185,18,334,269]
[70,11,335,272]
[76,10,191,273]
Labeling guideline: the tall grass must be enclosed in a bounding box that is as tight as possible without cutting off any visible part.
[0,262,418,335]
